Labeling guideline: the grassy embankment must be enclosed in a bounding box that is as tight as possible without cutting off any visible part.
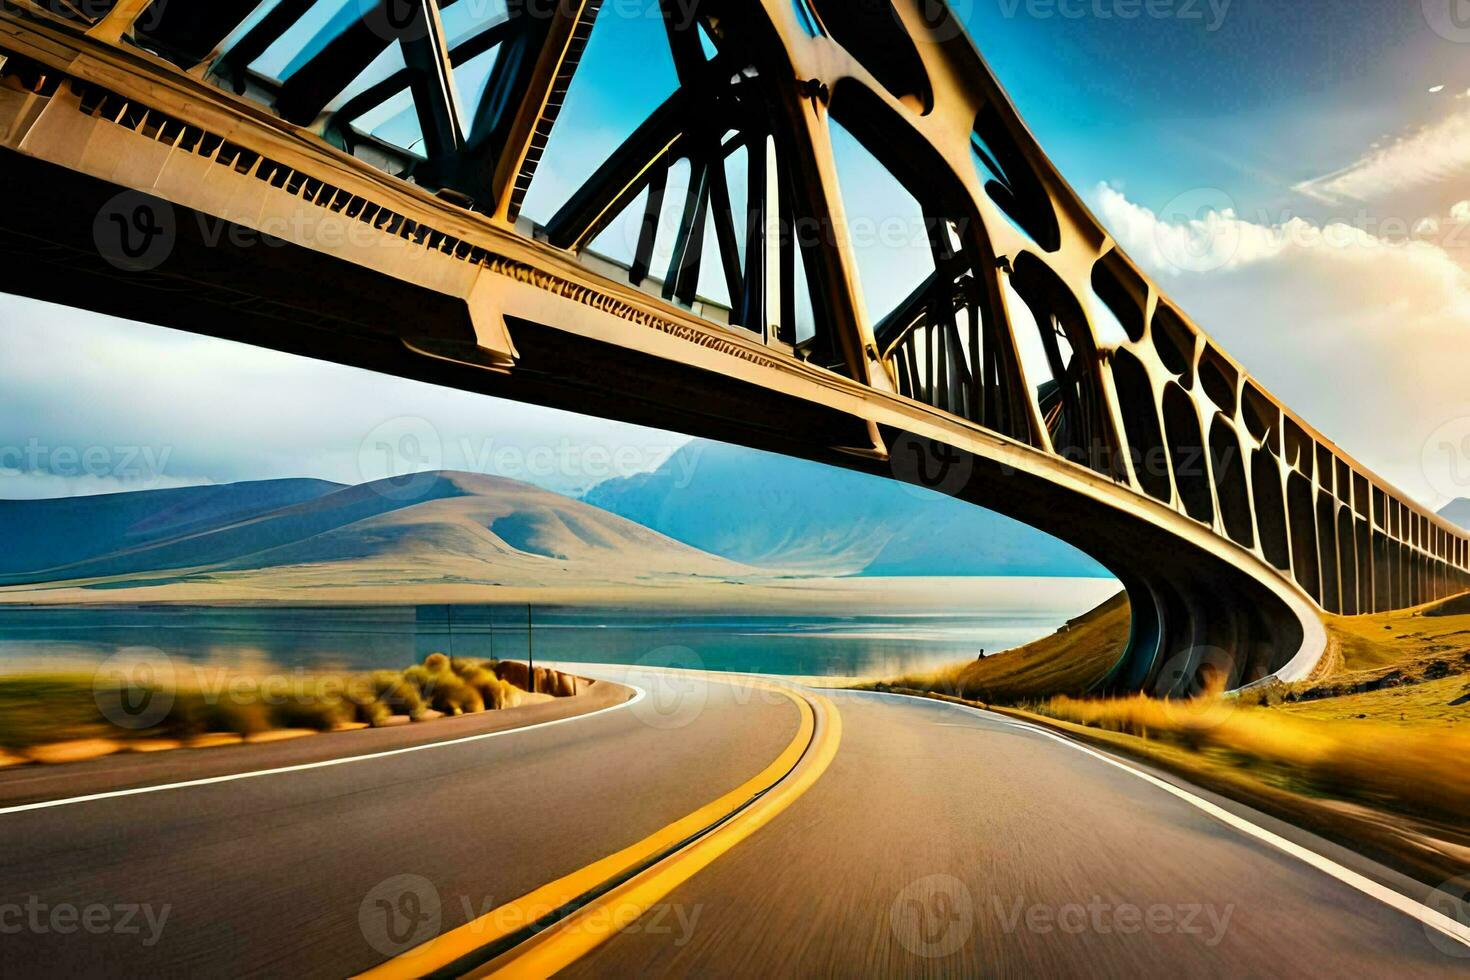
[0,654,578,766]
[871,591,1470,881]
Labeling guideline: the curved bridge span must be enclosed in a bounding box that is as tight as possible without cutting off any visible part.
[0,0,1465,693]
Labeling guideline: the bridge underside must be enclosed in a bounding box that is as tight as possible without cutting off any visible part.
[0,0,1465,697]
[0,146,1305,694]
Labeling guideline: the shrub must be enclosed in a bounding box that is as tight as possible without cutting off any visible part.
[460,667,518,709]
[421,671,483,715]
[369,671,426,718]
[269,697,349,732]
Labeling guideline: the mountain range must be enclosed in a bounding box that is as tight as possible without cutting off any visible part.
[582,440,1106,577]
[0,441,1106,600]
[1440,499,1470,531]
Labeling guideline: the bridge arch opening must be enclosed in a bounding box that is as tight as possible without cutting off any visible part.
[1109,349,1172,505]
[1287,471,1321,602]
[1209,415,1254,549]
[1251,449,1292,571]
[1161,382,1213,524]
[971,104,1061,252]
[1151,303,1196,385]
[805,0,933,114]
[828,84,1032,441]
[1006,254,1123,479]
[1337,506,1360,616]
[1090,252,1148,345]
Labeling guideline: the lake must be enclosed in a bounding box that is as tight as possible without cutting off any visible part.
[0,601,1101,679]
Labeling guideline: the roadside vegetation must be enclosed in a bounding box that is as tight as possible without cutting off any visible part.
[869,591,1132,701]
[0,654,583,765]
[873,590,1470,881]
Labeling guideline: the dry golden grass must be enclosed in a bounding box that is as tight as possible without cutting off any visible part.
[870,591,1130,702]
[1033,691,1470,826]
[0,654,563,754]
[1323,595,1470,672]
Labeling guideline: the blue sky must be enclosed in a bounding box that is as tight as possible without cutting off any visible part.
[2,1,1470,505]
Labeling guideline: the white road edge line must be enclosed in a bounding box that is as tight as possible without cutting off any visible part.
[0,685,648,817]
[848,689,1470,949]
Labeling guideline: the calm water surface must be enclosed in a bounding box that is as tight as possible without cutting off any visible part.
[0,604,1085,678]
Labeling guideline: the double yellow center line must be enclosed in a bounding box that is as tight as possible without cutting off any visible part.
[358,679,842,978]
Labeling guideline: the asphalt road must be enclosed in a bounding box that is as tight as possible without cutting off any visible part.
[566,690,1466,978]
[0,671,799,977]
[1,676,1464,977]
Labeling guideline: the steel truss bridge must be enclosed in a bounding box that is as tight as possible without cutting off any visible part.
[0,0,1465,693]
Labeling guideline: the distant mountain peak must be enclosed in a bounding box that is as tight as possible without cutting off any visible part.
[583,439,1107,578]
[1440,498,1470,531]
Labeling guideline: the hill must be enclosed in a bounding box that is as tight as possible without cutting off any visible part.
[873,591,1131,701]
[583,440,1108,577]
[0,472,752,594]
[0,479,343,576]
[1439,498,1470,531]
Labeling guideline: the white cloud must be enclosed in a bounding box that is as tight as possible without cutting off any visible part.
[1452,200,1470,223]
[1293,106,1470,203]
[1094,183,1470,506]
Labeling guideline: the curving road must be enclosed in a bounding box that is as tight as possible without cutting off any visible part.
[0,673,798,978]
[0,671,1464,977]
[566,688,1466,978]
